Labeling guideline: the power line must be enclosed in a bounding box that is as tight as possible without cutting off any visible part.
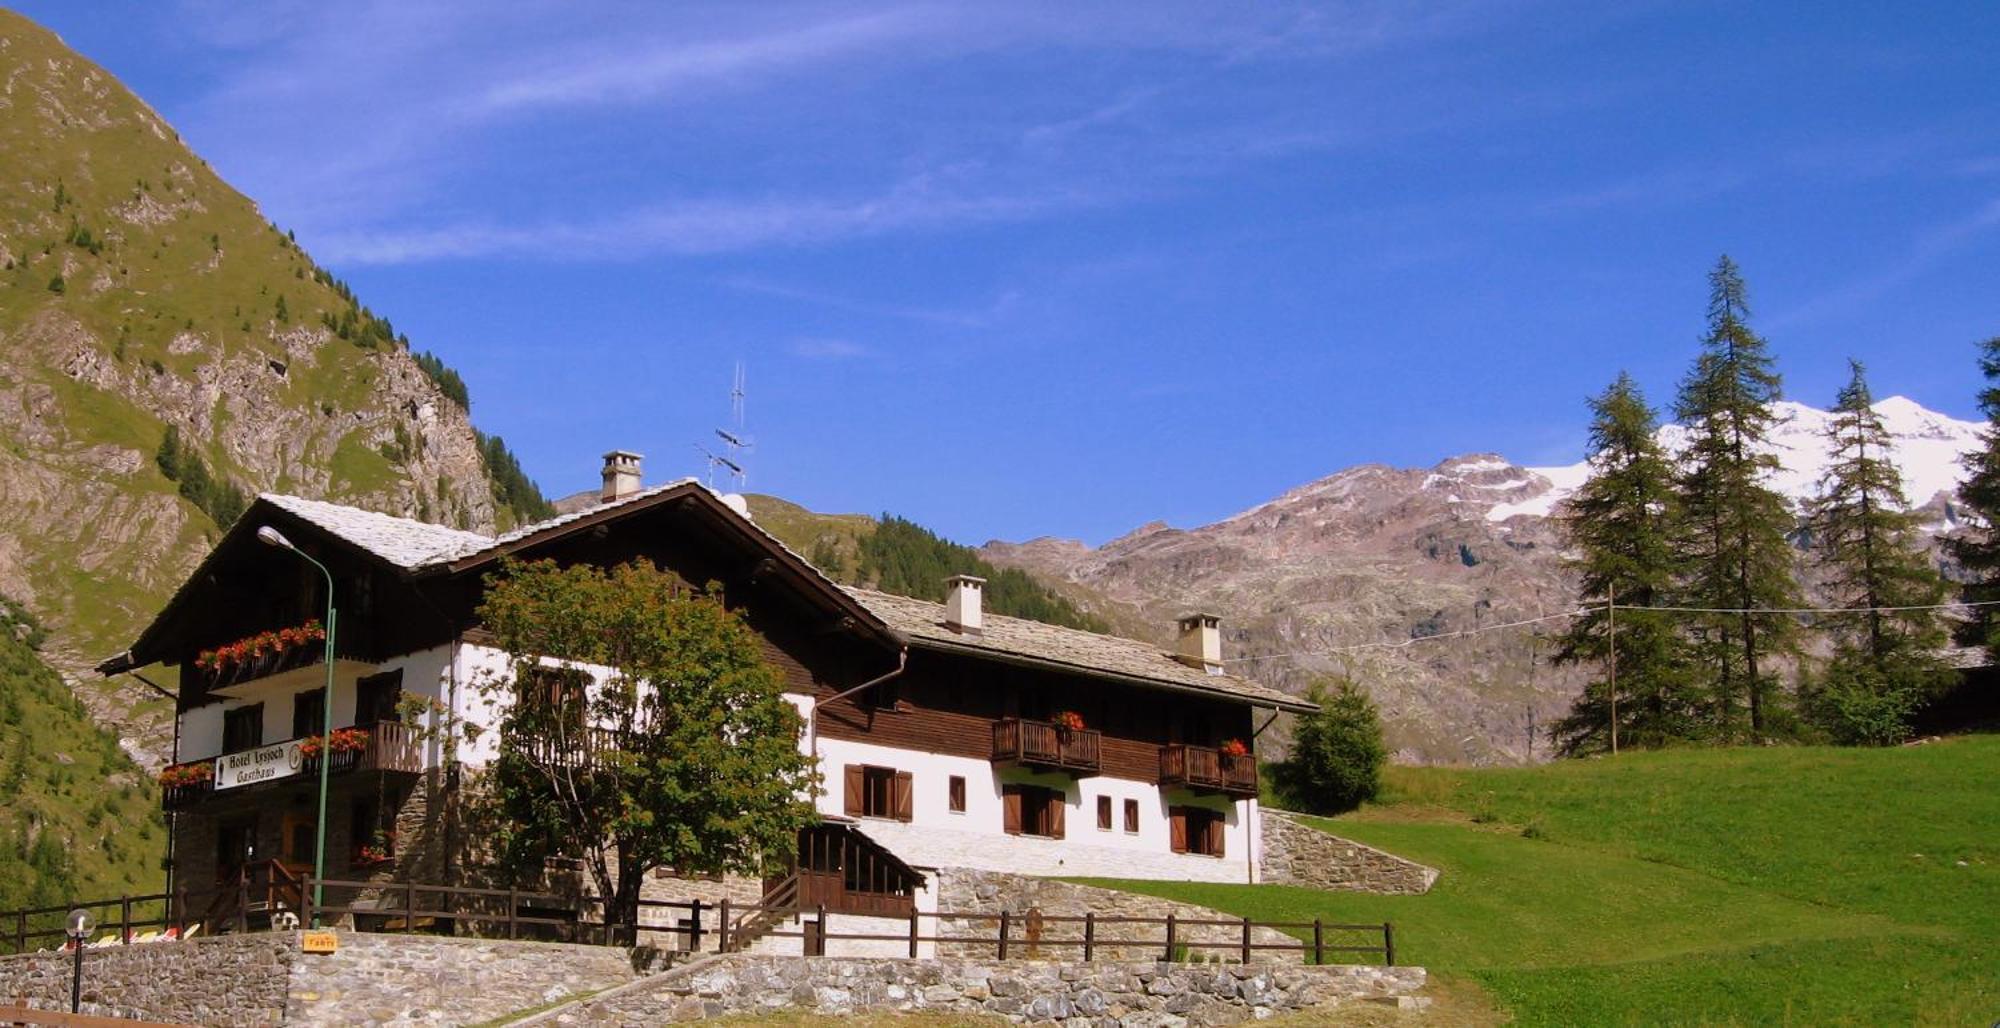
[1224,598,1999,664]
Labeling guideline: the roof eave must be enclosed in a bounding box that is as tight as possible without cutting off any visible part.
[902,633,1316,713]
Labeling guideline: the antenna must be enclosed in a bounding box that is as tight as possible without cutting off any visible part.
[705,361,752,490]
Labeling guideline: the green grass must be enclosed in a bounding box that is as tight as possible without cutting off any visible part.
[1083,737,1998,1026]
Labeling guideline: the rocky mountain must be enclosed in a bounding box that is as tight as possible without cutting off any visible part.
[0,12,543,764]
[983,397,1983,764]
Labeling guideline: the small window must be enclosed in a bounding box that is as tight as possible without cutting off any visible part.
[843,764,912,822]
[1096,796,1112,831]
[1124,799,1140,834]
[1002,784,1065,839]
[223,704,264,752]
[292,690,325,740]
[1170,806,1226,857]
[948,775,966,813]
[354,669,405,726]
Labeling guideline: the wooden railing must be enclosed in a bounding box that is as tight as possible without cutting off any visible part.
[1159,743,1258,796]
[502,725,628,769]
[159,721,424,810]
[992,718,1102,774]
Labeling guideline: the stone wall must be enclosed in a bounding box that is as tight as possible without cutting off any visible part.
[1258,811,1439,895]
[934,869,1305,963]
[535,954,1426,1025]
[0,933,292,1025]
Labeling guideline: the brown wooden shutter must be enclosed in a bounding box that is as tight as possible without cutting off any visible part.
[843,765,864,817]
[1209,815,1225,858]
[1048,792,1066,839]
[1002,787,1022,834]
[1169,808,1188,853]
[893,771,913,822]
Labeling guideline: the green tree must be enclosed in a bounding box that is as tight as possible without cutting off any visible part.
[1948,337,2000,663]
[1805,361,1951,744]
[470,559,818,930]
[857,515,1107,631]
[1550,374,1697,755]
[1672,256,1801,741]
[45,275,63,294]
[1270,677,1386,815]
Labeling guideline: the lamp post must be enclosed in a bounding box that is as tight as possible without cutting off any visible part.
[257,525,337,927]
[65,908,94,1013]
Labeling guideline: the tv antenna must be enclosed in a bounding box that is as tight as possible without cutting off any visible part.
[701,361,752,490]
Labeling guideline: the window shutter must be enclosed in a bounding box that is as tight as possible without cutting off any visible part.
[1169,809,1187,853]
[1002,787,1022,834]
[1048,792,1066,839]
[1210,816,1225,858]
[843,765,864,817]
[893,771,914,822]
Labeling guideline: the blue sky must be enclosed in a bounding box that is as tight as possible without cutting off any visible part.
[19,2,2000,545]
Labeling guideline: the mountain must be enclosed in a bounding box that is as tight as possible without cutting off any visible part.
[0,11,547,764]
[982,397,1983,764]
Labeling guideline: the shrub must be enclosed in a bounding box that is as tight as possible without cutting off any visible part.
[1270,677,1387,815]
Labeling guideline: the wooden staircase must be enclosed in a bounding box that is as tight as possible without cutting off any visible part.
[197,860,304,934]
[723,874,800,953]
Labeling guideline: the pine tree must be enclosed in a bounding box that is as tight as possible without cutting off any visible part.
[1948,337,2000,662]
[1805,361,1950,744]
[1549,374,1696,755]
[1269,677,1385,815]
[1672,256,1802,741]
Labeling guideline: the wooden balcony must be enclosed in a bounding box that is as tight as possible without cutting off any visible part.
[991,717,1102,777]
[503,725,629,769]
[1159,743,1258,798]
[160,720,424,811]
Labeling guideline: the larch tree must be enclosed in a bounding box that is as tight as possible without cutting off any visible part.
[1948,337,2000,663]
[1672,255,1802,741]
[1549,373,1697,755]
[1805,361,1951,744]
[470,558,819,931]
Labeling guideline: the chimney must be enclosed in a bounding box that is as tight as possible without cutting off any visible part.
[1175,613,1223,673]
[601,450,643,502]
[944,575,985,634]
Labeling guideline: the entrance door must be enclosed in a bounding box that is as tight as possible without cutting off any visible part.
[280,812,317,875]
[217,815,260,883]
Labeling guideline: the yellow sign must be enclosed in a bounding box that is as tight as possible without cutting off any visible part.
[301,931,339,954]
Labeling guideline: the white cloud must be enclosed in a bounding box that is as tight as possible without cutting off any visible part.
[788,337,871,360]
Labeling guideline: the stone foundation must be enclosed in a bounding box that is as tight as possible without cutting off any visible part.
[534,954,1427,1025]
[1258,811,1439,894]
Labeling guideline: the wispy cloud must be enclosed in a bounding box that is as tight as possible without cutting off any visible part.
[718,276,1014,329]
[788,337,872,360]
[1529,166,1748,216]
[1770,197,2000,330]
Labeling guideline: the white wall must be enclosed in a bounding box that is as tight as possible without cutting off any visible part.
[174,643,457,767]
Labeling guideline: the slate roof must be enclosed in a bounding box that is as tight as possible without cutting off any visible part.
[842,586,1314,712]
[260,494,494,568]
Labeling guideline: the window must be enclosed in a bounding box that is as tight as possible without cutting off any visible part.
[223,704,264,752]
[948,775,967,813]
[1001,784,1065,839]
[1169,806,1225,857]
[291,690,324,740]
[354,669,405,726]
[518,666,589,729]
[1096,796,1113,831]
[1124,799,1140,834]
[842,764,912,822]
[351,798,392,863]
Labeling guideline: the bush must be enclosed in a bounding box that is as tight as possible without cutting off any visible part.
[1804,663,1920,746]
[1270,677,1387,815]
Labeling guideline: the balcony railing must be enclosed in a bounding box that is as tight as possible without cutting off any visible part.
[991,717,1102,776]
[503,725,629,769]
[1159,743,1258,797]
[160,720,424,810]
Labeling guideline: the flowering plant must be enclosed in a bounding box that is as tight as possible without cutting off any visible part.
[298,726,370,758]
[194,620,326,672]
[355,843,392,865]
[157,761,215,788]
[1219,738,1250,759]
[1052,710,1086,732]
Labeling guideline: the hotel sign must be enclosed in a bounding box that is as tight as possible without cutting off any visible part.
[214,740,307,791]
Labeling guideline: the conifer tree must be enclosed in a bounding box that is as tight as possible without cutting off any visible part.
[1948,337,2000,662]
[1550,374,1695,754]
[1672,256,1801,741]
[1805,360,1950,744]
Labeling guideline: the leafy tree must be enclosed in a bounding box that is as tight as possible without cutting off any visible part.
[1948,336,2000,663]
[1550,374,1697,755]
[1671,256,1801,741]
[856,515,1108,631]
[1805,361,1951,744]
[470,559,818,929]
[1270,677,1386,815]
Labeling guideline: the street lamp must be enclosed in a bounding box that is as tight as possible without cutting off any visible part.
[257,525,337,926]
[65,908,93,1013]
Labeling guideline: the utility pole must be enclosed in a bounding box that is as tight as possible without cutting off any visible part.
[1606,591,1618,756]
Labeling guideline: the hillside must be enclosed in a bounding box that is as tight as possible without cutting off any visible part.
[1091,736,1998,1025]
[985,396,1980,764]
[0,12,549,763]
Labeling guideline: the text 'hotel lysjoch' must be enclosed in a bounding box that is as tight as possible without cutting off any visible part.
[101,452,1312,935]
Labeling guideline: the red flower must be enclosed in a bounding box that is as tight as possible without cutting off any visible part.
[1219,738,1250,759]
[1052,710,1086,732]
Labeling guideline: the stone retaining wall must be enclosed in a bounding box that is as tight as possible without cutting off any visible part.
[536,954,1426,1025]
[0,933,292,1025]
[1258,811,1439,894]
[935,869,1305,963]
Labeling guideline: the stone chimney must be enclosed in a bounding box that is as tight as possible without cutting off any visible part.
[601,450,643,503]
[1174,613,1223,673]
[944,575,985,634]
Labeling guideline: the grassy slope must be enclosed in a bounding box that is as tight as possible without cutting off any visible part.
[1084,738,1997,1026]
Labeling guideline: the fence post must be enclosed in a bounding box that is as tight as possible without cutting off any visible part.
[688,899,703,953]
[236,883,250,934]
[814,904,827,957]
[1312,919,1323,965]
[908,910,919,958]
[997,910,1010,960]
[120,895,131,943]
[1083,912,1095,962]
[1163,913,1176,963]
[1240,916,1252,964]
[506,887,518,941]
[301,881,314,931]
[175,888,187,939]
[404,882,416,934]
[14,910,24,953]
[718,899,731,954]
[1383,922,1395,966]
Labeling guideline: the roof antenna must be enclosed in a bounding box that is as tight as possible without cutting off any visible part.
[709,361,752,491]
